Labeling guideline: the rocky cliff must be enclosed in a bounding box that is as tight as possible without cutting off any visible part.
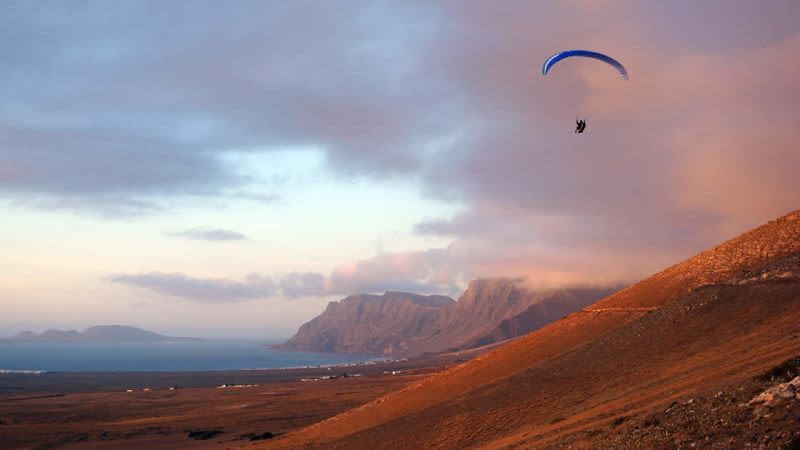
[463,285,620,349]
[274,282,617,356]
[273,292,455,355]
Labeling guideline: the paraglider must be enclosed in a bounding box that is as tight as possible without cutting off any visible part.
[542,50,627,133]
[542,50,628,80]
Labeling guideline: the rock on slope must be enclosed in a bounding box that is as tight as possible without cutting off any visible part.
[274,284,617,356]
[266,209,800,449]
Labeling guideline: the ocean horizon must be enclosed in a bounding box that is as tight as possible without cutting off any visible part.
[0,340,384,372]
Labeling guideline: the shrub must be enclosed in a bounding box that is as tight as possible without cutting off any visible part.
[757,355,800,383]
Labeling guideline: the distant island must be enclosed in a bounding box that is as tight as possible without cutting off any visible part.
[1,325,202,343]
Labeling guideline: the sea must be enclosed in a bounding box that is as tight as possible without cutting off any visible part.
[0,340,383,372]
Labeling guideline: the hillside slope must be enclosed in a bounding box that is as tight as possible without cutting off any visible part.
[266,209,800,449]
[275,284,616,356]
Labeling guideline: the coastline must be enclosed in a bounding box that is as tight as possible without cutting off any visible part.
[0,355,401,377]
[0,340,386,374]
[0,353,459,395]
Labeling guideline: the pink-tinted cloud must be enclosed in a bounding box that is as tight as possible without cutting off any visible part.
[109,272,276,302]
[327,249,462,295]
[397,1,800,288]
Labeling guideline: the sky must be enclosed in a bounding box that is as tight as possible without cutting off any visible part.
[2,1,799,338]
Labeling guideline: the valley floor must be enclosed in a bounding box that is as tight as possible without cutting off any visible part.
[0,360,453,449]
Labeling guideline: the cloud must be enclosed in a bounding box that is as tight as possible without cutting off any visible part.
[10,194,162,219]
[327,249,463,295]
[109,271,328,302]
[108,272,276,302]
[335,6,800,289]
[106,260,460,302]
[0,1,446,215]
[401,1,800,286]
[8,1,800,291]
[167,228,248,241]
[279,272,326,298]
[229,192,280,204]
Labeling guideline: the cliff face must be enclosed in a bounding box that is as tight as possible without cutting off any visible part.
[464,285,620,349]
[274,282,617,356]
[274,292,455,355]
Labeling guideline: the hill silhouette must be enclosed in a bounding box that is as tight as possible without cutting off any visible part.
[4,325,199,343]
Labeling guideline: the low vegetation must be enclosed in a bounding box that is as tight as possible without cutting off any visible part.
[757,355,800,383]
[243,431,275,441]
[186,429,223,440]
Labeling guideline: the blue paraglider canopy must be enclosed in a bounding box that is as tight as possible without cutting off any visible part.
[542,50,628,80]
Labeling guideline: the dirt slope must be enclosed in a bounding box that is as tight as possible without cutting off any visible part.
[264,210,800,449]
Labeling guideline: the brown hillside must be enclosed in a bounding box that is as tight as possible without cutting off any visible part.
[264,210,800,449]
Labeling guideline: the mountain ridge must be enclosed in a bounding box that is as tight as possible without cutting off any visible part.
[274,283,618,356]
